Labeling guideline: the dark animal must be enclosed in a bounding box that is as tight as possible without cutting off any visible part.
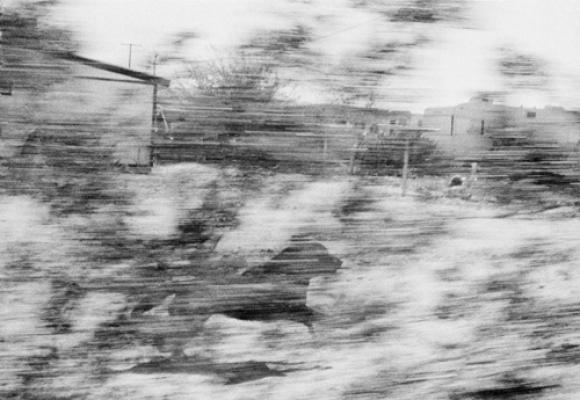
[222,240,341,327]
[171,241,341,327]
[129,241,342,347]
[122,240,342,357]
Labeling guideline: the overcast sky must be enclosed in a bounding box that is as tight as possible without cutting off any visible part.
[42,0,580,112]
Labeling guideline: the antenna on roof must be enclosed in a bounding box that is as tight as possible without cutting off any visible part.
[121,43,141,69]
[152,53,158,76]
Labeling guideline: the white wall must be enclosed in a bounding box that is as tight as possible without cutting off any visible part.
[6,60,158,166]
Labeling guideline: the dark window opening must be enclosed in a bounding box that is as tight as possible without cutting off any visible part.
[526,111,536,118]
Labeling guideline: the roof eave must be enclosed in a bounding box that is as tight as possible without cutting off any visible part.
[52,51,171,87]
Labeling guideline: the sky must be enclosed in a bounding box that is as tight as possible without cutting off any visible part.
[33,0,580,113]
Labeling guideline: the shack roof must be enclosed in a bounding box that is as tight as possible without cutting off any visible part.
[55,51,171,87]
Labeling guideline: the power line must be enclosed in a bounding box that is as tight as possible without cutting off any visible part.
[309,15,385,43]
[176,14,386,66]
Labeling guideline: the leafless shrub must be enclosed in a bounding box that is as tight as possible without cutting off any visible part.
[175,52,279,105]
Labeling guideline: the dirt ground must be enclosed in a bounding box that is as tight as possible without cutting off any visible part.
[2,163,580,399]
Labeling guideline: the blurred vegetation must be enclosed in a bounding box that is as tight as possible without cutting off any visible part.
[0,0,77,91]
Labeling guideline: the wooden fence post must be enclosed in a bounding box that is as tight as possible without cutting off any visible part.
[468,162,478,188]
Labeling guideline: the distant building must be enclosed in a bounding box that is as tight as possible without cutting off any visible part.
[511,105,579,144]
[421,95,580,155]
[422,95,508,154]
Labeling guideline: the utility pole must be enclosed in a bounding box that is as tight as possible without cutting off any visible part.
[323,132,328,161]
[401,137,410,197]
[450,114,455,136]
[152,53,158,76]
[122,43,141,69]
[149,53,159,167]
[151,54,159,130]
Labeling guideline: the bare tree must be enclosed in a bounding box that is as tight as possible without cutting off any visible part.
[175,52,279,106]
